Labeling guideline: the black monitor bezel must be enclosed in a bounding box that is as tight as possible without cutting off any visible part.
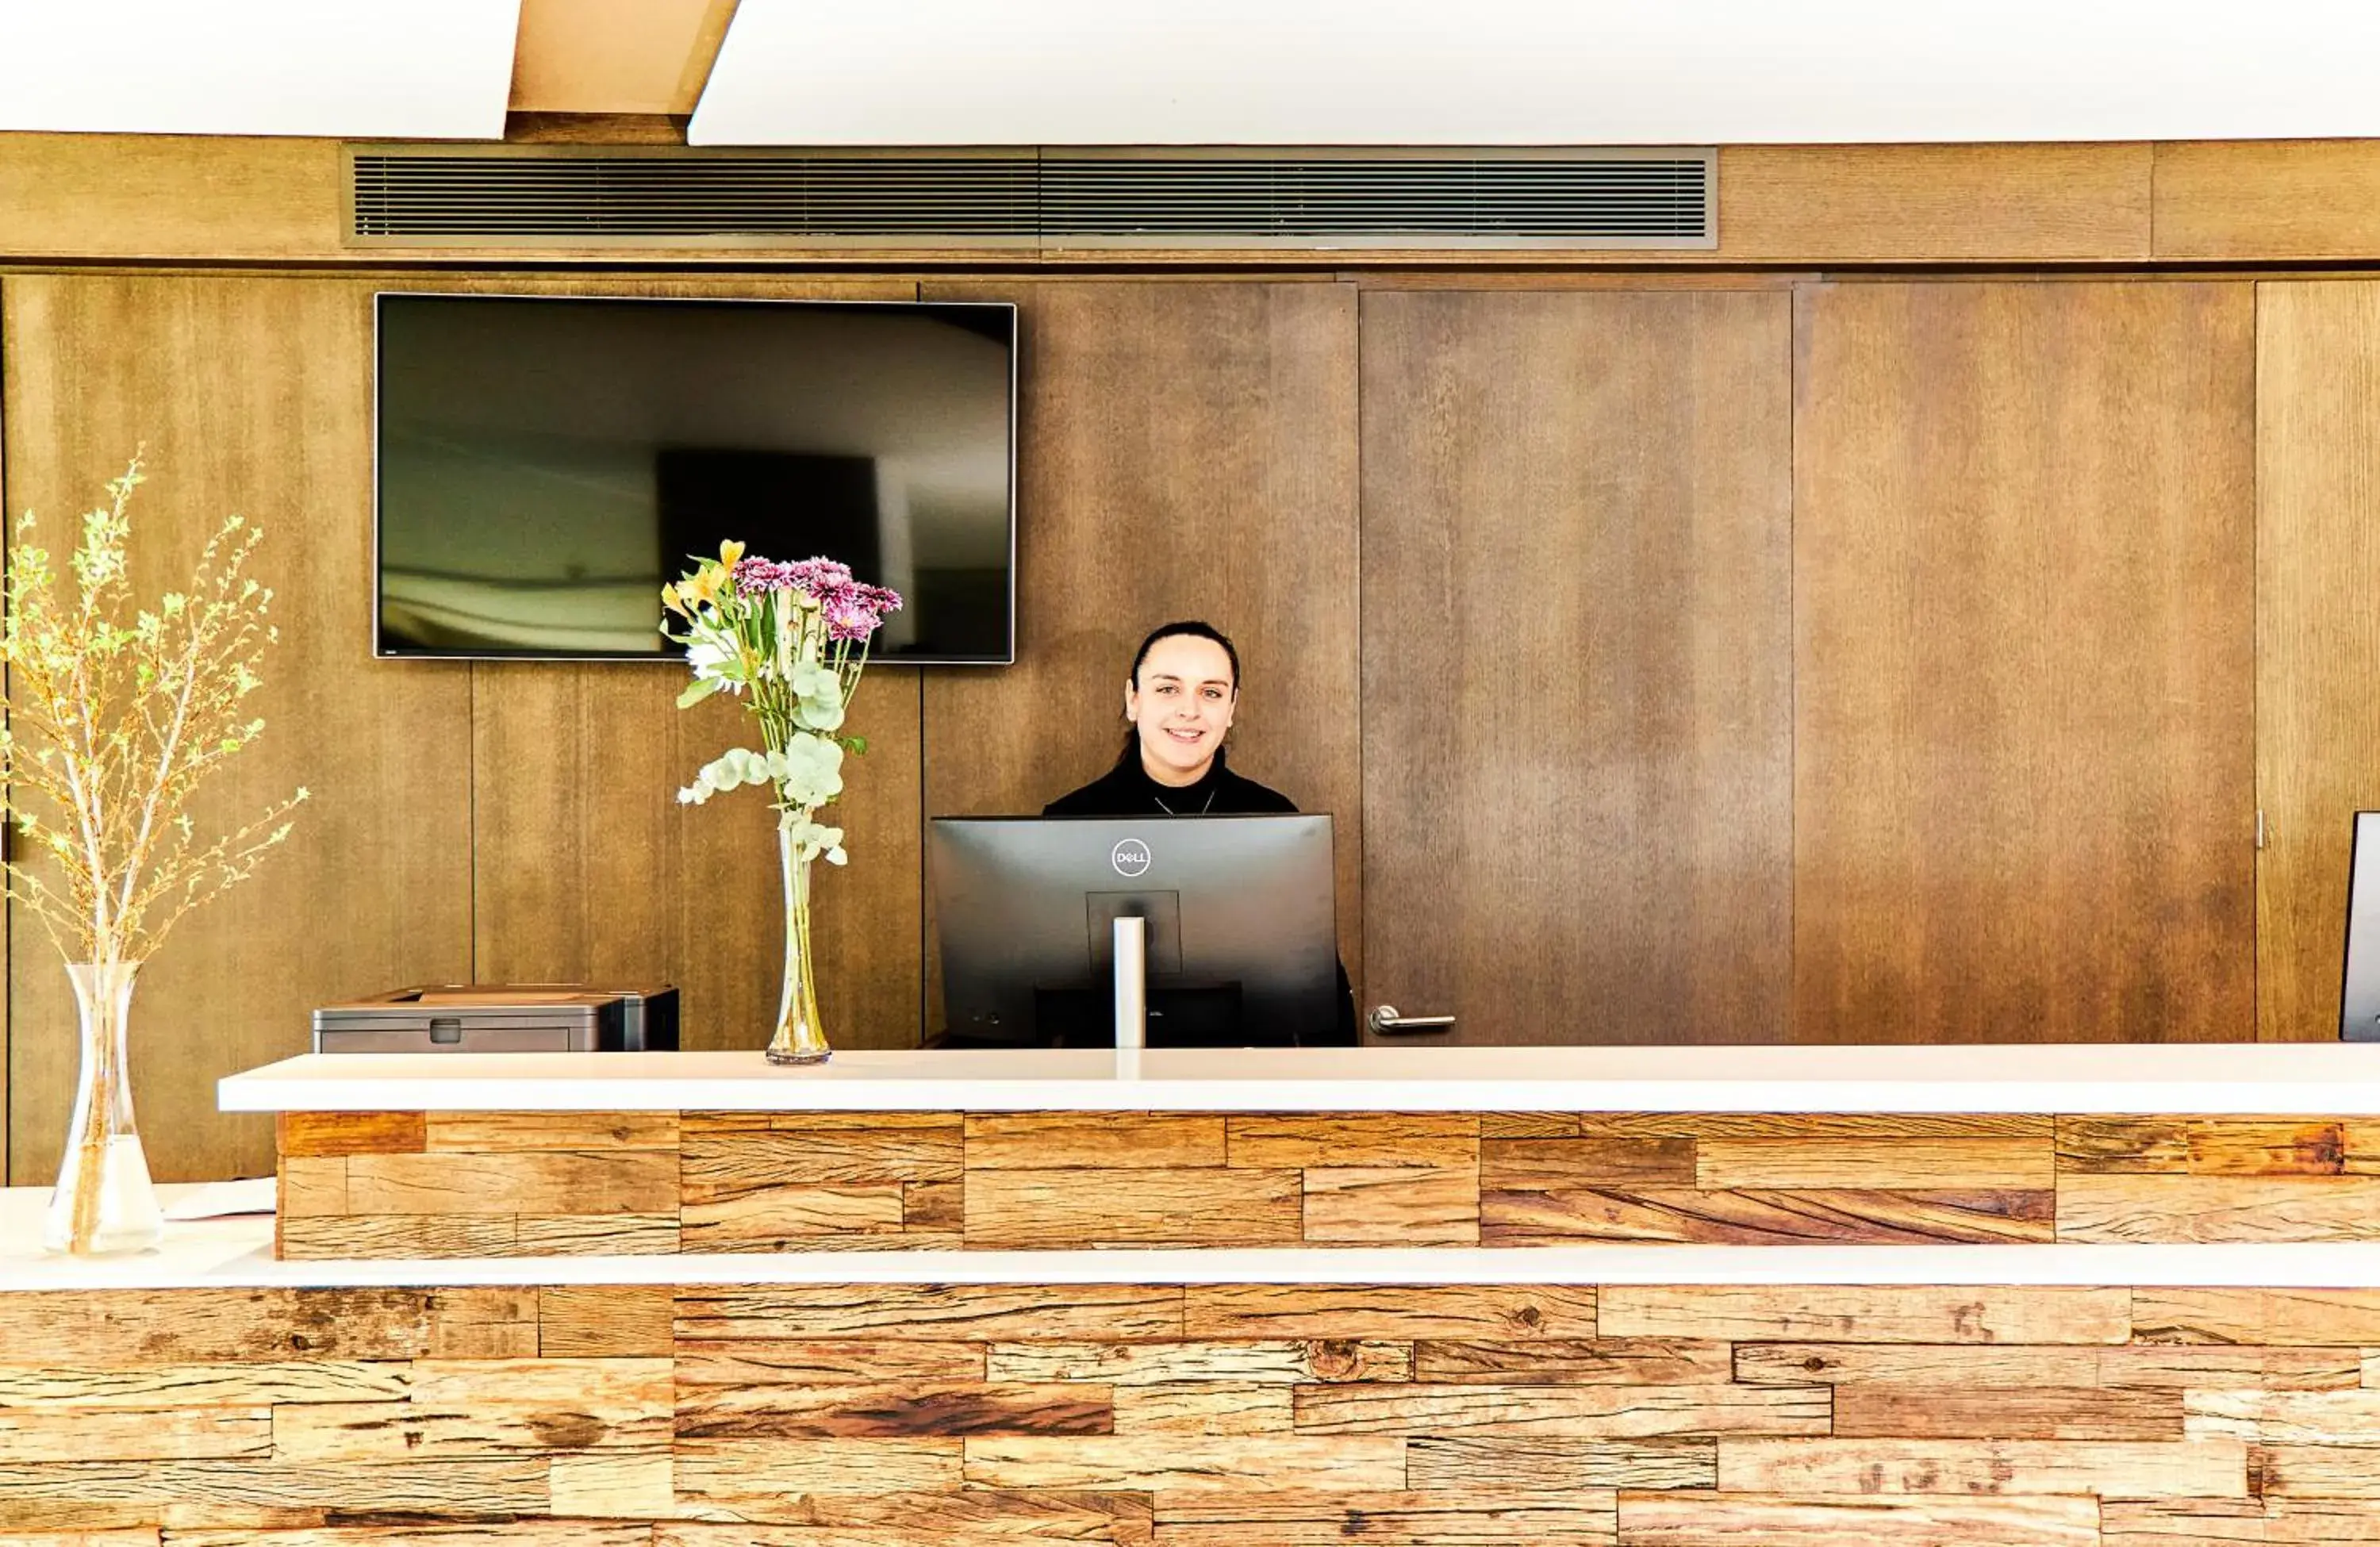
[370,289,1019,666]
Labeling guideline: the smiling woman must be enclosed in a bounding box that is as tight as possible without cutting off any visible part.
[1043,620,1296,816]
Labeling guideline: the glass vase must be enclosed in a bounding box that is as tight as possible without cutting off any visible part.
[766,824,831,1065]
[44,959,163,1256]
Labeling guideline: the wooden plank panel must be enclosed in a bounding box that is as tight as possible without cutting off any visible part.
[171,1530,647,1546]
[509,1215,681,1257]
[1576,1114,2052,1139]
[1599,1286,2129,1343]
[2,274,474,1183]
[1692,1137,2052,1189]
[425,1288,541,1359]
[1614,1491,2100,1546]
[1290,1383,1828,1438]
[2186,1388,2380,1444]
[985,1340,1408,1386]
[1733,1342,2361,1391]
[683,1115,959,1184]
[274,1160,347,1219]
[0,1362,409,1409]
[2158,141,2380,260]
[1414,1340,1733,1386]
[0,1457,549,1514]
[678,1340,988,1387]
[1362,288,1790,1046]
[539,1285,674,1358]
[276,1114,426,1159]
[0,1411,267,1462]
[271,1401,670,1461]
[424,1112,679,1153]
[676,1286,1184,1342]
[919,280,1362,1014]
[1716,1437,2248,1495]
[1112,1384,1293,1435]
[1794,279,2255,1043]
[1185,1285,1596,1340]
[964,1114,1224,1170]
[2060,1175,2380,1242]
[1406,1438,1712,1491]
[669,1488,1151,1538]
[1481,1138,1697,1189]
[965,1169,1301,1248]
[680,1184,907,1251]
[962,1435,1404,1492]
[1834,1384,2182,1440]
[0,1289,439,1365]
[1482,1187,2053,1246]
[674,1383,1112,1439]
[1724,141,2153,261]
[1301,1166,1479,1245]
[2136,1289,2380,1345]
[2255,280,2380,1042]
[1223,1115,1476,1169]
[673,1438,962,1504]
[278,1215,520,1260]
[340,1152,678,1216]
[2059,1116,2193,1173]
[1153,1489,1618,1545]
[2254,1444,2380,1496]
[2098,1498,2272,1546]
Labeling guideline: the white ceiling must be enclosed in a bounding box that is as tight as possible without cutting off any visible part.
[0,0,519,138]
[691,0,2380,147]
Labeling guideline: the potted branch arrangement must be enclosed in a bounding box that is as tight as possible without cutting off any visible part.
[0,459,306,1254]
[664,544,900,1065]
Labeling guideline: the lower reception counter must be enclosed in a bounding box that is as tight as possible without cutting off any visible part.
[10,1045,2380,1543]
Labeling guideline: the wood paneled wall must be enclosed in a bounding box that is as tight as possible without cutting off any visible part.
[8,269,2380,1178]
[1360,290,1792,1046]
[1793,282,2258,1042]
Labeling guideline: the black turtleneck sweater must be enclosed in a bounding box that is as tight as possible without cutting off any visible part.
[1043,747,1297,817]
[1042,748,1357,1044]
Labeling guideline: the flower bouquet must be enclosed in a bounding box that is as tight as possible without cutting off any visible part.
[663,543,901,1064]
[0,458,305,1253]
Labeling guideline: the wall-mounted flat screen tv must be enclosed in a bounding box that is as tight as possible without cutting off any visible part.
[374,292,1016,663]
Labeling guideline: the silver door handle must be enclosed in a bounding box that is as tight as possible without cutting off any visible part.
[1367,1004,1456,1036]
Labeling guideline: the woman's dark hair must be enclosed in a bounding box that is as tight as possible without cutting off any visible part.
[1119,620,1240,760]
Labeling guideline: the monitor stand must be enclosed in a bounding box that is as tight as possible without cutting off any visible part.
[1113,915,1146,1078]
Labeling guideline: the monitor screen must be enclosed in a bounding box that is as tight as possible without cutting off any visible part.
[374,292,1015,663]
[929,814,1342,1048]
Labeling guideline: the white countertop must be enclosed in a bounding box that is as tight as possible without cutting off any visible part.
[221,1042,2380,1115]
[6,1188,2380,1291]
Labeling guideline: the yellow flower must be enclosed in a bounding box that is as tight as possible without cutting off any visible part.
[660,582,687,617]
[718,539,746,570]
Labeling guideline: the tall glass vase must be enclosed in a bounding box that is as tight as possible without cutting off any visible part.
[766,823,830,1065]
[44,959,163,1255]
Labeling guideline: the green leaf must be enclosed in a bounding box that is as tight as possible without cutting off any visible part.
[676,676,725,709]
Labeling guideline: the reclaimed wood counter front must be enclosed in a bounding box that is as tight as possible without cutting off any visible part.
[222,1046,2380,1260]
[62,1044,2367,1544]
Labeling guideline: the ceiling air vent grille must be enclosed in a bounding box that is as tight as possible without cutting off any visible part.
[347,148,1714,250]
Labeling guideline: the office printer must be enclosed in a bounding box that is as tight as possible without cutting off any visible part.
[312,984,679,1053]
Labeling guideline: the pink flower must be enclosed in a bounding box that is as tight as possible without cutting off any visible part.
[786,558,854,596]
[731,557,798,593]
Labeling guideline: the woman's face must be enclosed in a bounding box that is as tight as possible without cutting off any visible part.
[1126,634,1238,783]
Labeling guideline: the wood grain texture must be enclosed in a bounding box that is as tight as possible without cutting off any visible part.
[1794,280,2255,1043]
[2059,1174,2380,1242]
[965,1114,1223,1170]
[1732,1342,2362,1391]
[965,1168,1302,1249]
[1224,1114,1476,1169]
[918,279,1362,1013]
[1288,1382,1828,1437]
[1833,1384,2182,1440]
[1614,1491,2100,1546]
[2157,141,2380,260]
[1184,1285,1597,1340]
[1480,1186,2054,1246]
[1,274,474,1183]
[1361,288,1790,1046]
[277,1113,426,1159]
[2134,1288,2380,1345]
[1723,141,2154,261]
[1406,1437,1713,1491]
[1715,1436,2248,1495]
[1599,1286,2129,1343]
[1302,1166,1480,1245]
[2254,281,2380,1042]
[1154,1488,1618,1544]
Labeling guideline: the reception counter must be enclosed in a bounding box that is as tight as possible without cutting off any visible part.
[2,1044,2376,1543]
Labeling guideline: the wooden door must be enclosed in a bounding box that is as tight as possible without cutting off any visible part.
[1794,280,2256,1042]
[1360,288,1795,1046]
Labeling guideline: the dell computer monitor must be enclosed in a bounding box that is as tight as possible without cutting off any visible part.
[930,814,1338,1047]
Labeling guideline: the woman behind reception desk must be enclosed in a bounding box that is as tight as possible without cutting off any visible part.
[1044,620,1358,1042]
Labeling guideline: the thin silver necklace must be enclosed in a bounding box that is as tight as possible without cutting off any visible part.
[1154,784,1218,816]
